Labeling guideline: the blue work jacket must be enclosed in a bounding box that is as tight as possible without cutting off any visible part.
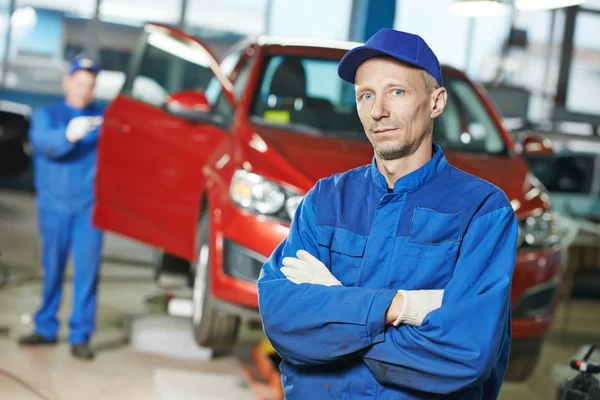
[29,101,104,214]
[258,144,518,399]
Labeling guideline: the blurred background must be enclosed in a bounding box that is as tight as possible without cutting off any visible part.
[0,0,599,399]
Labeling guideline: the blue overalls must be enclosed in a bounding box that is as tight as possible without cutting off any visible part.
[258,145,518,399]
[28,101,105,345]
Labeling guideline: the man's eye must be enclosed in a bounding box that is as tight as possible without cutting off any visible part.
[392,89,404,96]
[359,93,372,100]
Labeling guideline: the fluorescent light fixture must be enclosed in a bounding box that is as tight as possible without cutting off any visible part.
[147,32,210,68]
[99,2,179,24]
[451,0,509,17]
[11,7,37,29]
[516,0,586,10]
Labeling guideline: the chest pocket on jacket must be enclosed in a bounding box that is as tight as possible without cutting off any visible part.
[399,208,465,288]
[317,226,367,287]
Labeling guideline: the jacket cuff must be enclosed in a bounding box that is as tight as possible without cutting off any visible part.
[365,288,397,345]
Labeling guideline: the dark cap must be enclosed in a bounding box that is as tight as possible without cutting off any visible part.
[69,56,100,76]
[338,28,443,87]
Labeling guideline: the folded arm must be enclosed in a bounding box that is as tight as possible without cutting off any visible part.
[362,205,518,394]
[258,187,397,367]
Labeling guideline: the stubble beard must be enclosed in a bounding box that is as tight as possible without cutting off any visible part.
[367,122,414,161]
[367,120,432,161]
[374,141,414,160]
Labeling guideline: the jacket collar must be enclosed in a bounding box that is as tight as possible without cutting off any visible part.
[371,144,447,194]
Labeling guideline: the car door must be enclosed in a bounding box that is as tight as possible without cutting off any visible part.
[94,24,236,261]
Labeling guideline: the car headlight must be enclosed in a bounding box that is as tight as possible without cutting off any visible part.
[518,212,560,248]
[230,170,303,221]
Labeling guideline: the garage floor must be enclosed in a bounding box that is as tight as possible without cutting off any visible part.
[1,188,599,400]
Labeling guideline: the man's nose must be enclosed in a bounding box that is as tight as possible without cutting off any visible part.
[371,96,390,121]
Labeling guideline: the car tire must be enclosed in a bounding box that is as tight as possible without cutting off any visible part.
[192,210,240,355]
[504,344,542,382]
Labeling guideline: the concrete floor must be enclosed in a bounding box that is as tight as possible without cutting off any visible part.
[1,188,599,399]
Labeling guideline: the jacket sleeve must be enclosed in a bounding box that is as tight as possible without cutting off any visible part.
[258,185,398,368]
[29,108,75,159]
[362,204,518,394]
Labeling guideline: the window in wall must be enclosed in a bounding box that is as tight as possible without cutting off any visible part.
[566,11,600,115]
[99,0,183,27]
[583,0,600,10]
[99,49,131,72]
[185,0,267,36]
[0,1,96,98]
[64,45,85,62]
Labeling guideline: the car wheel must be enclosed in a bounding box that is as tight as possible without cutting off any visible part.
[504,345,542,382]
[192,210,240,355]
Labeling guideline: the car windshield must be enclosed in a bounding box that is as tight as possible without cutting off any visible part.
[249,54,507,155]
[525,154,595,194]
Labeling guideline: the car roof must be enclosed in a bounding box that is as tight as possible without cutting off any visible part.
[251,35,465,77]
[147,24,466,78]
[256,35,362,51]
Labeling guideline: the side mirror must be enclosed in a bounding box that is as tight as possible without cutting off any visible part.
[520,135,554,155]
[163,89,215,123]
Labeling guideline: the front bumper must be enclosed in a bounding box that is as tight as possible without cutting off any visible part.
[209,199,288,310]
[511,247,562,340]
[211,200,563,341]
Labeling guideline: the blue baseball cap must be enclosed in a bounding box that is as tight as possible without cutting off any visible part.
[338,28,443,87]
[69,56,100,76]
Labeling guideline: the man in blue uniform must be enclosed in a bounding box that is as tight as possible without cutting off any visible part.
[258,29,518,398]
[19,57,105,360]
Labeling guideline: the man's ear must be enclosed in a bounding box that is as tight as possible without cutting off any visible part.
[430,87,447,119]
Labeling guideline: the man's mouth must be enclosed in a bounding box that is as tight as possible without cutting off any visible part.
[372,128,398,134]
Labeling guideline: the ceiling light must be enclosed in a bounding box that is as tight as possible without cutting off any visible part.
[516,0,586,10]
[451,0,509,17]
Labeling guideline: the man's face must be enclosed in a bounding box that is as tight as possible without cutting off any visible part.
[63,70,96,109]
[354,57,444,160]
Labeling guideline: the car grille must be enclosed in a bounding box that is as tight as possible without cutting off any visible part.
[512,277,561,318]
[223,239,268,283]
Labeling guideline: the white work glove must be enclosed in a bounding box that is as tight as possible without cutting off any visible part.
[66,116,103,143]
[281,250,342,286]
[281,250,442,327]
[392,289,444,327]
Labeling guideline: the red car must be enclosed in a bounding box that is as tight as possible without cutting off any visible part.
[94,23,561,381]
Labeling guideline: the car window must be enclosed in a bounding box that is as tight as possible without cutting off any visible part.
[525,154,595,194]
[249,54,508,154]
[234,59,253,98]
[433,78,506,155]
[250,55,365,141]
[130,31,216,107]
[205,50,254,128]
[205,49,243,104]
